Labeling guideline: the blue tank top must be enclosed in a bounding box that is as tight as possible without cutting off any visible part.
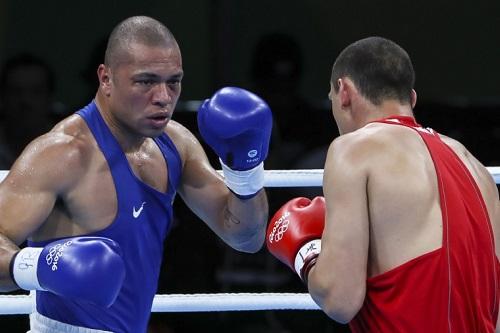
[28,101,182,333]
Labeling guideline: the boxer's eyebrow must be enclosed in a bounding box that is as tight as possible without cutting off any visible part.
[132,72,184,81]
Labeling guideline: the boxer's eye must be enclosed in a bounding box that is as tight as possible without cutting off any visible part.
[137,79,155,86]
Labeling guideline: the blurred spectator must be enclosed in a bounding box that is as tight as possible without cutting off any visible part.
[79,38,108,106]
[0,54,63,168]
[250,33,335,171]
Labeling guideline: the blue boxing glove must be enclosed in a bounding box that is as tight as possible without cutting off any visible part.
[198,87,272,198]
[10,236,125,308]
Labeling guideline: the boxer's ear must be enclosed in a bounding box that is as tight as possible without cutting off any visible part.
[98,64,112,96]
[337,78,352,108]
[410,89,417,108]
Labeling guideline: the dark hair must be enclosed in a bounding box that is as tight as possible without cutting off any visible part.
[331,36,415,105]
[104,16,177,68]
[0,53,55,94]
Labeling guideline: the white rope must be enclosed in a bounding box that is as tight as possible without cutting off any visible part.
[2,168,499,186]
[261,169,324,187]
[0,293,319,314]
[221,167,500,186]
[256,167,499,185]
[488,166,500,184]
[0,294,34,314]
[152,293,319,312]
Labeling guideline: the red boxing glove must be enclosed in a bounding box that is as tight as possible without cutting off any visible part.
[266,196,325,282]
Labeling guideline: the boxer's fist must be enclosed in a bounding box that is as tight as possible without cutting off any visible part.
[197,86,272,171]
[266,197,325,282]
[11,236,125,307]
[198,87,272,197]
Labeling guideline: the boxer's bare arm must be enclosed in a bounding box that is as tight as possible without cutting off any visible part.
[308,135,370,323]
[169,121,267,253]
[0,131,88,290]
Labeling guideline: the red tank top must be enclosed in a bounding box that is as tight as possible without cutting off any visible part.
[349,116,499,333]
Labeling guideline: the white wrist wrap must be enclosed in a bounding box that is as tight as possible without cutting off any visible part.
[220,159,265,196]
[12,247,45,291]
[294,239,322,277]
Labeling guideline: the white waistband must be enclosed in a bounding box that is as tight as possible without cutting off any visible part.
[29,311,113,333]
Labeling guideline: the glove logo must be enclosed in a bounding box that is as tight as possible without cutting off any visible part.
[246,149,260,164]
[45,240,73,271]
[268,211,290,244]
[247,150,258,158]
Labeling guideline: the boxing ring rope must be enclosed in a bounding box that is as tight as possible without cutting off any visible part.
[0,168,499,186]
[238,167,500,186]
[0,293,320,314]
[0,166,499,315]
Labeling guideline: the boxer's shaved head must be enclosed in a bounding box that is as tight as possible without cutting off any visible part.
[104,16,178,69]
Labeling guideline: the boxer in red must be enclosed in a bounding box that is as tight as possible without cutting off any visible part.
[267,36,500,332]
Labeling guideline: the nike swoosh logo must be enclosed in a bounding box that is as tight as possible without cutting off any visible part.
[133,202,146,218]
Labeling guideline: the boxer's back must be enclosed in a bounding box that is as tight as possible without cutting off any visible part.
[350,115,499,332]
[363,117,499,277]
[360,119,443,277]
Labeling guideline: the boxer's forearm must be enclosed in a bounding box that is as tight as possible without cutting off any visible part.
[224,189,268,253]
[0,233,20,291]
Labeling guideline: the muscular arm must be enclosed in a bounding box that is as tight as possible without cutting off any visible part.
[0,132,85,290]
[172,122,268,253]
[307,136,369,323]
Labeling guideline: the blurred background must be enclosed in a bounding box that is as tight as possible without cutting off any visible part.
[0,0,499,332]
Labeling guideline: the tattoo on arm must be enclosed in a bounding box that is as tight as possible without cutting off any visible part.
[223,207,241,228]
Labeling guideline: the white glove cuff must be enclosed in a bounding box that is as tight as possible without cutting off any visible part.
[220,159,265,196]
[12,247,45,291]
[294,239,322,277]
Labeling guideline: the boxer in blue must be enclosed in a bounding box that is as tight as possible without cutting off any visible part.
[0,16,271,333]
